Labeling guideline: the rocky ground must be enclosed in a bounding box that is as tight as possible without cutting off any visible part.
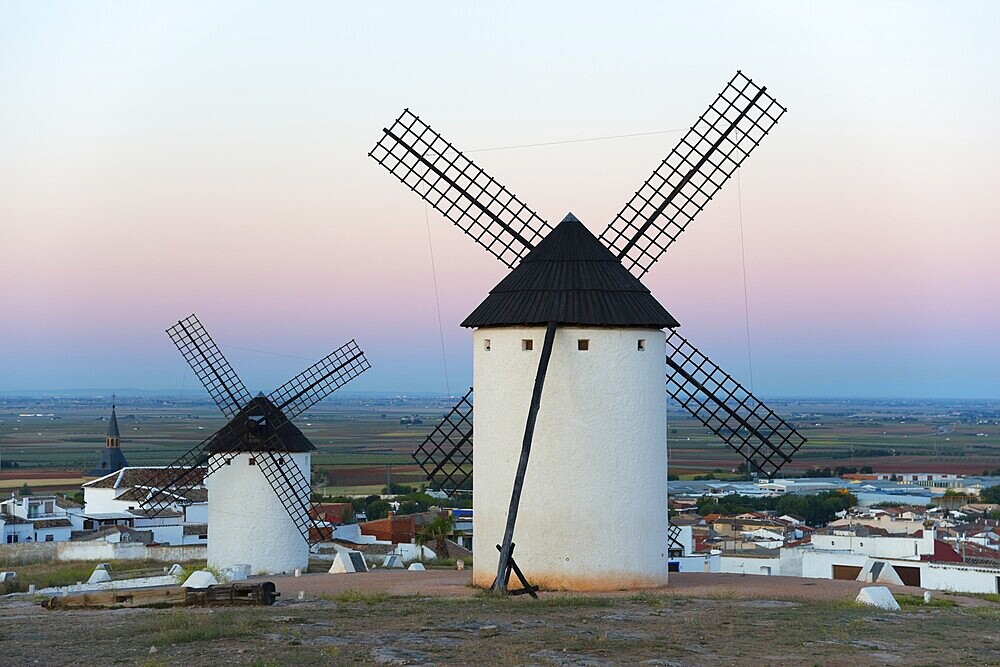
[1,572,998,666]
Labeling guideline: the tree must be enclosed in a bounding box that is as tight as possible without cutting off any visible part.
[382,483,417,495]
[365,500,391,520]
[19,483,32,496]
[981,485,1000,504]
[416,513,454,560]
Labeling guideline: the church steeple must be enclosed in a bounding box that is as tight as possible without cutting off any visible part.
[88,396,128,477]
[105,395,121,448]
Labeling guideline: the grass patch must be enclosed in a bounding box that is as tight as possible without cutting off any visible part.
[530,595,611,609]
[894,594,957,608]
[967,606,1000,620]
[628,591,666,608]
[126,609,269,645]
[968,593,1000,604]
[325,590,391,604]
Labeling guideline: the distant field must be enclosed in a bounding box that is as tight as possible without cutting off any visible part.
[1,396,998,495]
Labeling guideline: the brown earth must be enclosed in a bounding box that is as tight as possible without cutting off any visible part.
[0,470,84,481]
[3,571,997,666]
[322,465,423,486]
[262,569,991,607]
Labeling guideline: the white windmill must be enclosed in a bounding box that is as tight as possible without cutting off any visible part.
[139,314,370,575]
[371,72,807,593]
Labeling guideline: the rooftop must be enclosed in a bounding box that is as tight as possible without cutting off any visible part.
[462,214,678,329]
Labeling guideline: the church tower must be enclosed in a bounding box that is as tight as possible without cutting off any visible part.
[87,397,129,477]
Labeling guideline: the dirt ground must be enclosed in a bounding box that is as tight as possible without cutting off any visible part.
[260,569,995,606]
[1,572,998,666]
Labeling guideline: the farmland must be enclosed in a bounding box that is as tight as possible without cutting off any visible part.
[1,394,999,494]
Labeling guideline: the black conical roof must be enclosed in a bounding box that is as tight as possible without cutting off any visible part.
[204,395,316,454]
[462,214,678,329]
[106,405,120,438]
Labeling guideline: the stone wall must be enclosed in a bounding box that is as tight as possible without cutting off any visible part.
[0,541,58,565]
[0,540,205,565]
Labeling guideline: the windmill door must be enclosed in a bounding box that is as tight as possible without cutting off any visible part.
[832,565,862,581]
[894,565,921,587]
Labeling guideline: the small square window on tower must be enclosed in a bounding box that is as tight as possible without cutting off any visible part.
[484,339,491,351]
[577,339,589,351]
[248,457,256,466]
[522,339,533,351]
[637,339,646,351]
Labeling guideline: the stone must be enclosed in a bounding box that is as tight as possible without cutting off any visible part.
[372,646,433,665]
[86,568,112,584]
[0,571,16,583]
[407,563,426,571]
[855,586,900,611]
[329,550,368,574]
[382,554,404,568]
[181,570,219,589]
[923,591,933,604]
[149,647,158,655]
[167,564,184,576]
[479,625,499,638]
[218,564,249,582]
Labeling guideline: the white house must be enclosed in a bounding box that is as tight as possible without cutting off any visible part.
[718,527,1000,594]
[0,494,76,543]
[81,467,207,545]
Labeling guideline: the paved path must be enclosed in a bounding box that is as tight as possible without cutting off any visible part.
[258,570,988,606]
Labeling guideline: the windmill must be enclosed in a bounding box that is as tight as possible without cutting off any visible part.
[371,71,806,593]
[138,314,370,575]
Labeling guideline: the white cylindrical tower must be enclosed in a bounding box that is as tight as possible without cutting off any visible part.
[202,394,315,575]
[462,214,677,591]
[206,451,311,575]
[472,326,667,590]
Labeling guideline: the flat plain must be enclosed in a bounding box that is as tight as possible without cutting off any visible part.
[1,395,998,494]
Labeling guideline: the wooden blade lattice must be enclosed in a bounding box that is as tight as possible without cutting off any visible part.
[665,331,806,479]
[370,110,552,268]
[413,388,474,493]
[269,340,371,422]
[256,450,327,546]
[167,315,253,420]
[601,71,786,278]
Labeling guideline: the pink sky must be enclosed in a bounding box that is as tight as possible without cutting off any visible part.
[1,2,999,397]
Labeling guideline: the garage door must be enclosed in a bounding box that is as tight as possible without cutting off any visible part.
[894,565,921,587]
[833,565,863,581]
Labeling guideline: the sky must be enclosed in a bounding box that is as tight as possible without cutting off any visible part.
[1,1,999,399]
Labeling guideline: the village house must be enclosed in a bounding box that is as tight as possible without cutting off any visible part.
[716,524,1000,594]
[0,493,77,543]
[79,467,208,545]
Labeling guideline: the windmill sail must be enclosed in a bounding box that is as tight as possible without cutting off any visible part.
[665,331,806,479]
[167,315,253,419]
[413,388,474,493]
[140,322,370,535]
[600,71,786,278]
[370,109,553,268]
[268,340,371,421]
[255,450,327,545]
